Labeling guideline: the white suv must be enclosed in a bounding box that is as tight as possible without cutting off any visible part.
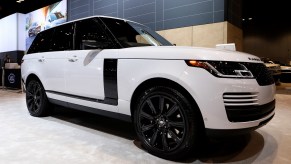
[21,16,275,160]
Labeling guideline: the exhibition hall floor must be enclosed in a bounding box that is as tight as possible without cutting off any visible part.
[0,85,291,164]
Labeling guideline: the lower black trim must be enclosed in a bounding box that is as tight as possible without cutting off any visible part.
[225,100,276,122]
[48,98,131,122]
[206,114,274,137]
[46,90,118,106]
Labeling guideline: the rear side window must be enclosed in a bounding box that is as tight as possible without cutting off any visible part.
[75,18,115,50]
[27,29,54,54]
[50,23,74,51]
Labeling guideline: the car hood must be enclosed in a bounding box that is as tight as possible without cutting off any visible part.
[112,46,263,63]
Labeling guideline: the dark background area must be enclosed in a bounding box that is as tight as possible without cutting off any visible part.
[242,0,291,64]
[0,0,60,18]
[1,0,291,64]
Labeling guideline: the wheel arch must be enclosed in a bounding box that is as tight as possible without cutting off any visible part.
[25,74,42,87]
[130,77,205,128]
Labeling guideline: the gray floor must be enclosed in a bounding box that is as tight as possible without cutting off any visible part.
[0,85,291,164]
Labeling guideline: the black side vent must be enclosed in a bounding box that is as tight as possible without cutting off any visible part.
[104,59,118,105]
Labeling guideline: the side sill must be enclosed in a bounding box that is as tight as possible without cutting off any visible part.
[48,98,132,122]
[206,114,274,137]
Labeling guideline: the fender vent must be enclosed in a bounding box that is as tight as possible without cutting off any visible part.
[223,92,259,106]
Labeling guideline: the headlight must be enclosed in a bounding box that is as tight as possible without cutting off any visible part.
[185,60,254,78]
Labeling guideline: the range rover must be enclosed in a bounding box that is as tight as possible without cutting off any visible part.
[21,16,276,160]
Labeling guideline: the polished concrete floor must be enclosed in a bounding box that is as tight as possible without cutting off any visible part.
[0,84,291,164]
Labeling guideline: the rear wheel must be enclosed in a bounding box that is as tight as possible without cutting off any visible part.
[134,86,203,160]
[26,79,51,117]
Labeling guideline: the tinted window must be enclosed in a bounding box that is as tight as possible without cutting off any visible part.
[50,23,74,51]
[100,17,172,48]
[75,18,115,50]
[27,29,54,54]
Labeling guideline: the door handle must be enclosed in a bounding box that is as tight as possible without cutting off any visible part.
[38,57,45,62]
[68,56,78,62]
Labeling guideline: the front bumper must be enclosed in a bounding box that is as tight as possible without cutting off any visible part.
[206,114,274,137]
[179,67,276,130]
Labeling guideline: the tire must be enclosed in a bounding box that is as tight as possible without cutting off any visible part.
[133,86,203,160]
[26,79,51,117]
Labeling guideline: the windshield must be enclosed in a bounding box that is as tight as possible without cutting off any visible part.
[100,17,172,47]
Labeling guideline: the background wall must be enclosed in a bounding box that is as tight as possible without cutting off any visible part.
[244,25,291,65]
[157,21,242,51]
[0,13,25,67]
[68,0,225,31]
[0,14,18,52]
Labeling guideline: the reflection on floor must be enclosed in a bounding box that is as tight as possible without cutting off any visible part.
[0,85,290,163]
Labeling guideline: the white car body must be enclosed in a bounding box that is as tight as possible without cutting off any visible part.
[21,46,276,129]
[21,16,276,159]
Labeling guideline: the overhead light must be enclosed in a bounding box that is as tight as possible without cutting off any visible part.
[242,19,245,21]
[16,0,25,3]
[248,18,253,20]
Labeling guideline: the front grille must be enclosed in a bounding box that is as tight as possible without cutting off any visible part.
[246,63,274,86]
[224,93,275,122]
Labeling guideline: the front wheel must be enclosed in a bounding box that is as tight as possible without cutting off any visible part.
[26,79,51,117]
[134,86,203,160]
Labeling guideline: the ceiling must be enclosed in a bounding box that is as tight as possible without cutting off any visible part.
[1,0,291,26]
[0,0,60,19]
[242,0,291,27]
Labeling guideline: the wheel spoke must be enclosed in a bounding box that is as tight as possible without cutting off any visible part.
[26,91,34,97]
[35,87,41,95]
[32,103,36,110]
[159,96,164,114]
[168,130,181,143]
[147,99,157,115]
[150,129,159,146]
[162,132,169,151]
[33,84,38,93]
[27,102,33,109]
[141,123,155,132]
[168,121,184,128]
[140,111,154,120]
[35,96,41,102]
[165,104,179,117]
[27,98,33,104]
[35,102,40,109]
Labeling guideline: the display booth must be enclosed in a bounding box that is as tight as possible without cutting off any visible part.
[3,63,21,89]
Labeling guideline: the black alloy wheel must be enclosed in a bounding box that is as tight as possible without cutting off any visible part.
[26,79,50,117]
[134,86,202,160]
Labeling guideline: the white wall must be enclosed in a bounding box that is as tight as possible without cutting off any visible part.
[0,14,18,52]
[17,13,26,51]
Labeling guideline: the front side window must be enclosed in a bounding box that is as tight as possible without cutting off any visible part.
[99,17,172,48]
[75,18,116,50]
